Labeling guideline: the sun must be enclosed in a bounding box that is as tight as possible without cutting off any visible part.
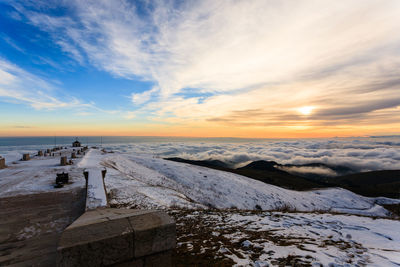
[298,106,314,116]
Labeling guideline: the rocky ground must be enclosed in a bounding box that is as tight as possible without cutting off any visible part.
[168,209,400,267]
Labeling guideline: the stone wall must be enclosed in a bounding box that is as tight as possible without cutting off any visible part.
[57,209,176,267]
[57,164,176,266]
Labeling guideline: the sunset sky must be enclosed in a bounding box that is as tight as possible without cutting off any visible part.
[0,0,400,137]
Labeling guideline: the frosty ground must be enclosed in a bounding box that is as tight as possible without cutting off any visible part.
[169,209,400,266]
[1,148,400,266]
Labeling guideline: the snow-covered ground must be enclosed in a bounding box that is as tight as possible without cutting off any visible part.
[98,149,400,266]
[171,209,400,266]
[3,147,395,216]
[0,147,85,197]
[97,152,399,217]
[1,147,400,266]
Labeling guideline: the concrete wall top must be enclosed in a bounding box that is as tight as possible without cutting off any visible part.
[57,208,176,266]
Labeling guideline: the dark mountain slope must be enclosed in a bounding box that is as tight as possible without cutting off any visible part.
[326,170,400,198]
[166,158,325,190]
[165,157,400,199]
[166,157,230,169]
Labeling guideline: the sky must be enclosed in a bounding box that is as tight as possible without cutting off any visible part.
[0,0,399,138]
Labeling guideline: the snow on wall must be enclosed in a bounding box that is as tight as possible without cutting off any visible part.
[78,149,108,210]
[85,169,108,210]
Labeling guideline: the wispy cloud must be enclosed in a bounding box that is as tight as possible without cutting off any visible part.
[123,111,136,120]
[131,87,159,106]
[1,34,25,53]
[277,166,338,177]
[0,57,87,110]
[12,125,35,129]
[9,0,400,132]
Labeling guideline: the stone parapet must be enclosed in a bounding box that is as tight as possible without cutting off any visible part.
[57,208,176,266]
[84,169,108,210]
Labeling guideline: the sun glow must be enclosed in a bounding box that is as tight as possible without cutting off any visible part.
[298,106,314,116]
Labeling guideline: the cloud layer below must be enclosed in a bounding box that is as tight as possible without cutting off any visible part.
[1,136,399,174]
[100,136,400,174]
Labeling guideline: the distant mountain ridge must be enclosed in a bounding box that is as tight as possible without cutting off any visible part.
[165,157,400,199]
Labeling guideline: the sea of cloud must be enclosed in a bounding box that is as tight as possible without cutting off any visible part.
[101,137,400,175]
[1,137,399,176]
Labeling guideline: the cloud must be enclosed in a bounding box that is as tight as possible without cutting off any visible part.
[74,112,93,116]
[0,58,88,110]
[131,87,159,106]
[123,111,136,119]
[277,166,338,177]
[8,0,400,130]
[103,137,400,173]
[1,35,26,53]
[12,125,35,129]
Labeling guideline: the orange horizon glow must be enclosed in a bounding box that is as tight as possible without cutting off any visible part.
[1,122,398,139]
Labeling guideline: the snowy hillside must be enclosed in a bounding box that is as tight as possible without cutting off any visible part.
[95,151,400,217]
[1,148,398,216]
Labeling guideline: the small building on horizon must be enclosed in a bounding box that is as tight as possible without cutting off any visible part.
[72,139,81,147]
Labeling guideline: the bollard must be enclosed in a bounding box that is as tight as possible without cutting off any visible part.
[22,154,30,161]
[83,170,89,190]
[0,157,5,169]
[56,172,69,184]
[60,156,67,166]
